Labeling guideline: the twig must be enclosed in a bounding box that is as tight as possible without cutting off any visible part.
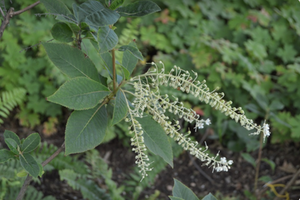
[16,142,65,200]
[0,1,40,40]
[0,7,13,39]
[274,168,300,200]
[13,1,40,16]
[0,7,5,17]
[41,142,65,167]
[186,129,215,185]
[254,129,264,193]
[258,175,293,196]
[188,154,216,185]
[19,38,54,53]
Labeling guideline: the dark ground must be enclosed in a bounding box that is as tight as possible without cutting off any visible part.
[1,114,300,200]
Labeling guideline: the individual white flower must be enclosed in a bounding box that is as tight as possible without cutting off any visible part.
[263,123,271,142]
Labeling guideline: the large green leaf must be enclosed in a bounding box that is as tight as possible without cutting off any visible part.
[136,115,173,167]
[4,130,20,145]
[42,43,99,82]
[122,49,138,79]
[112,90,128,125]
[98,26,118,53]
[47,77,110,110]
[118,43,143,60]
[21,133,41,154]
[172,179,199,200]
[51,22,73,43]
[72,3,86,23]
[40,0,75,23]
[19,154,40,178]
[0,149,16,163]
[75,0,120,28]
[202,193,218,200]
[65,105,108,155]
[169,197,184,200]
[116,0,160,17]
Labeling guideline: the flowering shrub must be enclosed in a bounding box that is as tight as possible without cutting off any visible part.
[0,0,271,199]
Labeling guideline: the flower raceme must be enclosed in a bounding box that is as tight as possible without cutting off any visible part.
[125,61,270,179]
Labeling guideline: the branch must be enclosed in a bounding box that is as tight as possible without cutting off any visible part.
[13,1,40,16]
[16,142,65,200]
[0,7,13,39]
[0,1,40,40]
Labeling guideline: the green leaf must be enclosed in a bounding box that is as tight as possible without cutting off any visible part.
[76,0,120,28]
[258,175,272,183]
[269,100,284,111]
[116,0,161,17]
[253,93,268,111]
[47,77,110,110]
[269,112,290,128]
[4,130,20,145]
[112,90,128,125]
[244,40,267,61]
[17,170,28,177]
[172,179,199,200]
[72,3,86,23]
[40,0,74,23]
[202,193,218,200]
[122,49,138,79]
[0,149,15,163]
[51,22,73,43]
[100,52,114,77]
[97,26,118,53]
[21,133,41,153]
[38,163,44,177]
[241,152,256,167]
[65,105,108,155]
[136,115,173,167]
[276,44,297,64]
[119,44,143,60]
[109,0,124,10]
[42,43,99,82]
[19,153,40,178]
[4,138,19,154]
[40,0,70,14]
[169,197,184,200]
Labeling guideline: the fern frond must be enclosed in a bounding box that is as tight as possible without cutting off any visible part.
[59,169,111,200]
[23,186,56,200]
[0,159,22,179]
[119,18,141,45]
[0,88,26,124]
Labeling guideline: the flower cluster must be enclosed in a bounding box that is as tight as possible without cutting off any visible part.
[125,62,270,179]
